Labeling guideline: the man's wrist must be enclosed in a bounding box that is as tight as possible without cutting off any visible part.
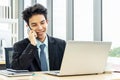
[30,42,37,46]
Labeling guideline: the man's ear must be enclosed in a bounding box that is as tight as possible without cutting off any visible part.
[46,20,48,24]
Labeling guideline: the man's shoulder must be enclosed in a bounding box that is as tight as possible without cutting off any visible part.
[48,36,66,44]
[14,38,29,45]
[48,36,64,41]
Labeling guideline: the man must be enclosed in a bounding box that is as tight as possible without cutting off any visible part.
[11,3,66,71]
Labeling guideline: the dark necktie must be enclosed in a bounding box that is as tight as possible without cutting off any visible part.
[40,44,48,71]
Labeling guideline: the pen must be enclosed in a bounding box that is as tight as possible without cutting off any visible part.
[8,73,15,75]
[114,71,120,73]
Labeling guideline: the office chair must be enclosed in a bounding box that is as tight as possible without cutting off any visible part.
[4,47,13,68]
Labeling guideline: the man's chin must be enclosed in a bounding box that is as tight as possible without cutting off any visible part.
[37,35,46,40]
[36,36,42,40]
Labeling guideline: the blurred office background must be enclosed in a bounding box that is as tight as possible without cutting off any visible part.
[0,0,120,60]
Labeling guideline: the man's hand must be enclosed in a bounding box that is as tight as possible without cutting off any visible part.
[28,30,37,46]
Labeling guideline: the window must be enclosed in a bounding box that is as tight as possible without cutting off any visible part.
[103,0,120,57]
[37,0,47,7]
[0,0,18,46]
[0,23,11,46]
[53,0,66,40]
[74,0,93,41]
[0,0,18,60]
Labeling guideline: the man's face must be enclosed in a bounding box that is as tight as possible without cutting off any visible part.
[29,14,48,41]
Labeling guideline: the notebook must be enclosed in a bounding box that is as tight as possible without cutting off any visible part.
[45,41,112,76]
[0,69,33,77]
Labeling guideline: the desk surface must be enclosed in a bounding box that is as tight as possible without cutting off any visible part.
[0,72,120,80]
[0,61,5,64]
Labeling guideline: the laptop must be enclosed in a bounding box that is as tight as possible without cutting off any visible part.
[45,41,112,76]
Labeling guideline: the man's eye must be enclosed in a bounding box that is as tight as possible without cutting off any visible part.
[41,22,44,25]
[32,25,36,27]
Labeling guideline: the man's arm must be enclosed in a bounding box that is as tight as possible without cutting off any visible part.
[11,42,37,70]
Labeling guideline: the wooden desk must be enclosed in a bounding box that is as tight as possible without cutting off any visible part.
[0,61,5,64]
[0,61,5,69]
[0,72,120,80]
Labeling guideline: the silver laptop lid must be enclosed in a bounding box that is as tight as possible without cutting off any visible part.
[59,41,111,76]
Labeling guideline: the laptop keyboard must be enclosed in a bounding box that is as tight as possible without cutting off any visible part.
[54,71,60,73]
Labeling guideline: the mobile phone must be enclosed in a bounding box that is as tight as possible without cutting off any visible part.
[27,27,38,39]
[27,27,31,33]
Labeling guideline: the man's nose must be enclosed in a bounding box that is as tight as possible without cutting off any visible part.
[36,25,43,30]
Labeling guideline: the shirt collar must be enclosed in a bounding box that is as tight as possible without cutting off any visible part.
[36,35,48,48]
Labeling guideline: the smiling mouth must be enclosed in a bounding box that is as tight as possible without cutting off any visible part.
[37,33,43,35]
[37,32,45,35]
[37,31,44,34]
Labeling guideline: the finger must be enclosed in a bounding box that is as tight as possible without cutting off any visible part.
[33,31,37,37]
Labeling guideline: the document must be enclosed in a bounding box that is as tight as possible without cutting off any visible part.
[0,69,33,77]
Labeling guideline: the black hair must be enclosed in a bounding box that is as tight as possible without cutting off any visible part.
[22,3,47,25]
